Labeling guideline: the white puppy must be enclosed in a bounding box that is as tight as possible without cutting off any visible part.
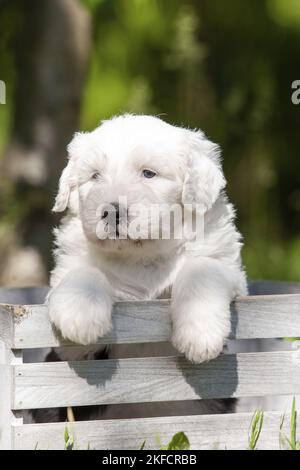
[48,114,247,363]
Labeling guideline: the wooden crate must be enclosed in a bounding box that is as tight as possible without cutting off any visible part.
[1,281,300,450]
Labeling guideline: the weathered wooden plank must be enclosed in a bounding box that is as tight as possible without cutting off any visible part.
[10,301,171,348]
[230,294,300,339]
[6,294,300,349]
[0,306,13,349]
[12,351,300,409]
[0,308,23,449]
[0,347,13,450]
[12,411,299,450]
[0,307,13,450]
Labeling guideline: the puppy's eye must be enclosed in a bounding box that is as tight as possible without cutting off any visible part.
[142,169,156,179]
[91,172,101,180]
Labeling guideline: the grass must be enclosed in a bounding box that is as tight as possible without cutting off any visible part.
[156,432,190,450]
[248,410,264,450]
[279,397,300,450]
[64,427,74,451]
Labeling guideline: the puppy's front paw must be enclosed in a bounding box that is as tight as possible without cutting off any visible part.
[172,317,229,363]
[48,285,113,345]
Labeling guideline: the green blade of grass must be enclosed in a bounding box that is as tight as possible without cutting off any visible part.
[290,397,297,450]
[140,440,146,450]
[248,410,264,450]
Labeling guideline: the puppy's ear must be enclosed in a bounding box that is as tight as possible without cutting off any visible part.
[52,159,77,212]
[52,132,86,213]
[182,130,226,213]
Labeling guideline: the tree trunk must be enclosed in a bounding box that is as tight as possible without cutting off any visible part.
[0,0,91,286]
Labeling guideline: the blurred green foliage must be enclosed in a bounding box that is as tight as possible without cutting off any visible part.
[0,1,19,151]
[1,0,300,281]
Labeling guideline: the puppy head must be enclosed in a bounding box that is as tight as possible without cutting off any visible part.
[53,114,226,250]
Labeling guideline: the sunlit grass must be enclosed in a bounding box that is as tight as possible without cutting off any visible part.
[248,410,264,450]
[280,398,300,450]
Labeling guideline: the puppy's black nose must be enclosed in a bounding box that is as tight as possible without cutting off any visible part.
[101,202,120,222]
[111,202,120,223]
[101,202,123,238]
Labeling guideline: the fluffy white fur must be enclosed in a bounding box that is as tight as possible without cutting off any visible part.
[47,114,247,363]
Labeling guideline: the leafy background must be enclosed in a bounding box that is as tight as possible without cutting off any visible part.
[0,0,300,285]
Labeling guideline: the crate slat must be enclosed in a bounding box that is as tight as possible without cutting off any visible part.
[4,293,300,349]
[12,410,298,450]
[13,350,300,409]
[1,283,300,450]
